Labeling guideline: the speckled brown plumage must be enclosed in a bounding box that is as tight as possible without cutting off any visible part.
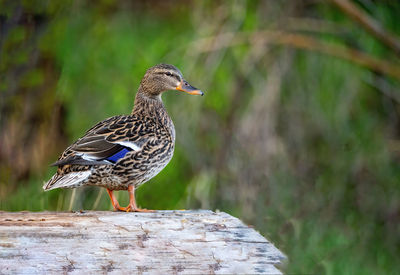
[43,64,203,212]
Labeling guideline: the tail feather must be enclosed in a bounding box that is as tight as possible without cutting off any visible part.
[43,170,92,191]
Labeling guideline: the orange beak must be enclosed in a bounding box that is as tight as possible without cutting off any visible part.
[176,80,204,96]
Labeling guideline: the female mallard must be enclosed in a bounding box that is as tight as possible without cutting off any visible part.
[43,64,203,212]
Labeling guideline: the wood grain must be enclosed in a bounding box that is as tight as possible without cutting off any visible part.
[0,210,285,274]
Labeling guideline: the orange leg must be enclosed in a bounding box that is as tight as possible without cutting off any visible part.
[106,188,125,211]
[120,185,154,212]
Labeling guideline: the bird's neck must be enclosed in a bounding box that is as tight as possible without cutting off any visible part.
[132,89,175,142]
[132,88,170,123]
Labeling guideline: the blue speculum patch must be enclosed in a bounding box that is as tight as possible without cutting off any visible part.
[106,147,132,163]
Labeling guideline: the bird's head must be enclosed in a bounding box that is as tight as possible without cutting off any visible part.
[139,64,203,97]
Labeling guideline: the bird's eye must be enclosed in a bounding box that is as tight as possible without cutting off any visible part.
[165,72,172,76]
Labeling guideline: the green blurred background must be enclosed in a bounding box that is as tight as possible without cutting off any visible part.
[1,0,400,274]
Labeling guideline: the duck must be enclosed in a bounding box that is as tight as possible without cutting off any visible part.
[43,64,203,212]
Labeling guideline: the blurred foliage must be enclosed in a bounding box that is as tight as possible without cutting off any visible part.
[1,0,400,274]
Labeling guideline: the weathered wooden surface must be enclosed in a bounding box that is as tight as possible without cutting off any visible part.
[0,210,285,274]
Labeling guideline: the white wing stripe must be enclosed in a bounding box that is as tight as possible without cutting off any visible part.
[80,154,99,161]
[115,140,141,151]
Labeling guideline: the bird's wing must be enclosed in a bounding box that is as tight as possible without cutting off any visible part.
[52,115,156,166]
